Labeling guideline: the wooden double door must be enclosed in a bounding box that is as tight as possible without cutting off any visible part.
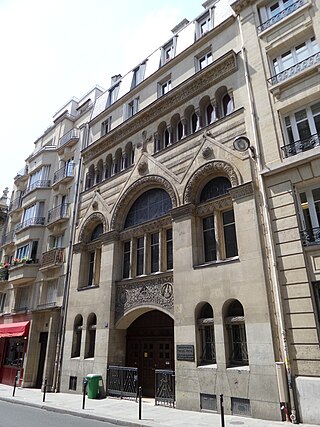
[126,310,174,397]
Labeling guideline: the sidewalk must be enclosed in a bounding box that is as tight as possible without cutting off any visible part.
[0,384,318,427]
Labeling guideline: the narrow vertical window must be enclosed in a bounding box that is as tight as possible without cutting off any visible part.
[87,252,95,286]
[223,210,238,258]
[203,216,216,262]
[123,241,131,279]
[136,237,144,276]
[166,228,173,270]
[150,232,160,273]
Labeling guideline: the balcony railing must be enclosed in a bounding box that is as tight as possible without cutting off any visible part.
[2,230,15,245]
[9,194,24,211]
[25,180,51,194]
[257,0,305,32]
[281,132,320,158]
[300,227,320,246]
[48,203,69,224]
[16,216,45,232]
[268,52,320,86]
[53,163,74,184]
[58,128,80,148]
[0,267,9,281]
[41,248,64,268]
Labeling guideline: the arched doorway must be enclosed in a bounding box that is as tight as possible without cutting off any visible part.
[126,310,174,396]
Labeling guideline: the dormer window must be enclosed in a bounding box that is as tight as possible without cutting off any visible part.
[131,62,147,89]
[160,38,177,66]
[196,11,213,40]
[107,84,120,106]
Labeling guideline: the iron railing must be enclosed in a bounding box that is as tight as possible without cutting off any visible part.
[281,132,320,158]
[107,366,138,399]
[2,230,15,245]
[155,370,175,407]
[25,180,51,194]
[53,163,74,184]
[16,216,45,232]
[257,0,305,32]
[41,248,64,267]
[48,203,69,224]
[58,128,80,148]
[9,194,24,211]
[268,52,320,85]
[300,227,320,246]
[0,268,9,281]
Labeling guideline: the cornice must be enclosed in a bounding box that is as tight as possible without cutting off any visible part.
[170,204,195,221]
[228,182,253,200]
[83,50,238,163]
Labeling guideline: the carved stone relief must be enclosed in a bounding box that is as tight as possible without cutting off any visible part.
[79,212,107,243]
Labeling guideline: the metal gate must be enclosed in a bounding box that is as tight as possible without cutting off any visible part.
[155,369,175,407]
[107,366,138,399]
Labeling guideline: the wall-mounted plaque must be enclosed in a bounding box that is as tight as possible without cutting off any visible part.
[176,344,195,361]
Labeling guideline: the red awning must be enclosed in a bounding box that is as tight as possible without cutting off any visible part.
[0,321,30,338]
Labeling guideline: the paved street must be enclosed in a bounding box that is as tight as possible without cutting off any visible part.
[0,400,120,427]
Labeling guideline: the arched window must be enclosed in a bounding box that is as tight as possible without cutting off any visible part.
[225,300,248,366]
[200,177,231,202]
[199,177,238,263]
[177,121,183,141]
[96,160,103,184]
[79,222,103,288]
[105,154,112,179]
[222,94,233,116]
[124,189,172,229]
[71,315,83,358]
[197,303,216,365]
[85,313,97,358]
[122,189,173,278]
[85,165,95,190]
[191,113,198,133]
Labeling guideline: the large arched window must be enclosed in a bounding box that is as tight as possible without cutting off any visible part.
[197,303,216,365]
[198,177,238,263]
[85,313,97,359]
[225,300,248,366]
[122,189,173,279]
[71,314,83,358]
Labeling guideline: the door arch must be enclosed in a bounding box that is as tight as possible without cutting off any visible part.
[126,310,174,397]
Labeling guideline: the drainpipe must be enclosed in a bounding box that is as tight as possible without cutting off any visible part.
[53,124,87,392]
[237,15,297,423]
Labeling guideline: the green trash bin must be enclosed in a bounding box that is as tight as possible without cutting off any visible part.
[86,374,102,399]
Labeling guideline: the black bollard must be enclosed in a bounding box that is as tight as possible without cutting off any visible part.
[12,373,18,397]
[220,394,225,427]
[82,378,88,410]
[138,386,142,420]
[43,378,47,402]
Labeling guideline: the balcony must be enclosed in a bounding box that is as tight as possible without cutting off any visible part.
[53,163,74,187]
[268,52,320,86]
[40,248,64,270]
[15,216,45,233]
[9,194,24,212]
[8,262,39,285]
[1,230,15,247]
[281,132,320,158]
[47,203,70,226]
[24,180,51,195]
[300,228,320,246]
[257,0,305,33]
[58,128,79,149]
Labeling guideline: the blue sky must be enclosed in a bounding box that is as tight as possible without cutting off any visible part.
[0,0,204,194]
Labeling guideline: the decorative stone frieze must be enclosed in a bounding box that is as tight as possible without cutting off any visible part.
[73,242,86,254]
[84,50,238,162]
[87,240,102,252]
[184,160,239,204]
[120,216,171,240]
[101,230,120,244]
[79,212,107,243]
[228,182,254,200]
[115,274,174,322]
[196,196,233,216]
[110,175,178,231]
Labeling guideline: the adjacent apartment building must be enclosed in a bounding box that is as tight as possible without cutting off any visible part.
[0,86,103,390]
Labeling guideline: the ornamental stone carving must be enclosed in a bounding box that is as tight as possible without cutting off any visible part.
[138,160,148,175]
[184,161,239,204]
[202,146,213,159]
[115,275,174,322]
[228,182,254,200]
[79,212,107,243]
[110,175,178,231]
